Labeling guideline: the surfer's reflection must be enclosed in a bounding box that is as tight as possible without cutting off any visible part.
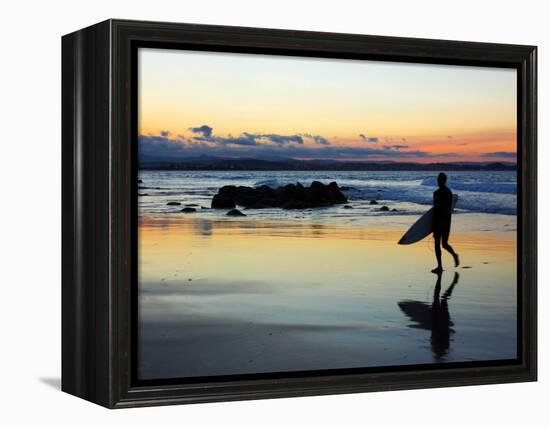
[398,272,460,361]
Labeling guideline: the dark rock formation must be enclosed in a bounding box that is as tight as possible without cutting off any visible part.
[137,179,143,184]
[226,209,246,216]
[344,205,353,209]
[181,207,197,213]
[212,192,236,208]
[211,181,347,210]
[167,201,181,206]
[185,203,199,207]
[369,200,378,205]
[379,206,390,211]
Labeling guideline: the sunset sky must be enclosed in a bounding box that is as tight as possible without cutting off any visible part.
[138,48,517,163]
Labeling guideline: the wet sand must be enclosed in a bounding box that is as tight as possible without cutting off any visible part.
[138,214,517,380]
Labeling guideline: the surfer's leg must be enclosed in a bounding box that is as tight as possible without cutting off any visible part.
[432,232,443,273]
[442,226,459,267]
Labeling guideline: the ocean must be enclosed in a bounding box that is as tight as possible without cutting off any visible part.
[138,170,517,221]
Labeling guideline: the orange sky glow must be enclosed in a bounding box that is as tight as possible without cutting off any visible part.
[138,48,517,163]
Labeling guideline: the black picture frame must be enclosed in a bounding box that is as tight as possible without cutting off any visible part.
[62,19,537,408]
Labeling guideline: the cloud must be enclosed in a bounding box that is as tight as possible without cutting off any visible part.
[312,135,330,145]
[189,125,213,137]
[359,134,379,143]
[432,152,460,158]
[141,126,465,162]
[383,145,409,150]
[302,133,330,145]
[138,134,188,159]
[367,137,379,142]
[139,131,433,161]
[190,125,310,147]
[481,151,517,158]
[259,133,304,145]
[193,133,259,146]
[217,134,260,146]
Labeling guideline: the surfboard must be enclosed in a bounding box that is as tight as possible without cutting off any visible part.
[398,194,458,245]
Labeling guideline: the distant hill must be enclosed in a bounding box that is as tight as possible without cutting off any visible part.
[139,157,517,171]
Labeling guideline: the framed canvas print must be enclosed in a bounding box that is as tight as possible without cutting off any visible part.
[62,19,537,408]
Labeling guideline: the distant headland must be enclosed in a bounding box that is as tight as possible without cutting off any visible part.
[139,156,516,172]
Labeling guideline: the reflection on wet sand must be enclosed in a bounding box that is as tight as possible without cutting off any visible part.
[140,215,331,239]
[138,215,517,379]
[398,272,460,361]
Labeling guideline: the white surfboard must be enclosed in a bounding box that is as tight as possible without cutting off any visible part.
[398,194,458,245]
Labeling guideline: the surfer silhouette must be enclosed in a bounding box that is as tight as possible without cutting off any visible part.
[432,173,460,273]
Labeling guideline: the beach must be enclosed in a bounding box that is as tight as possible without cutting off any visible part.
[138,212,517,380]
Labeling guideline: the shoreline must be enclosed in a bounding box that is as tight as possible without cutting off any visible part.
[138,211,517,236]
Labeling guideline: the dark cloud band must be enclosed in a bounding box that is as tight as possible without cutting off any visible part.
[481,151,517,158]
[139,129,432,161]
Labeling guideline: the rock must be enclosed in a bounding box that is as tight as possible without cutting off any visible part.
[212,194,236,209]
[379,206,390,211]
[391,208,398,212]
[181,207,196,213]
[218,185,240,198]
[138,193,149,196]
[369,200,378,205]
[167,201,181,206]
[226,209,246,217]
[185,203,199,207]
[211,181,347,210]
[344,205,353,209]
[200,206,210,210]
[137,179,143,184]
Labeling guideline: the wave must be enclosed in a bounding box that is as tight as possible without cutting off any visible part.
[420,177,516,195]
[214,175,251,180]
[254,178,292,188]
[342,186,516,215]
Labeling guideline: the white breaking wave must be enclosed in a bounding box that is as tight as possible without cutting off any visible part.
[420,177,516,195]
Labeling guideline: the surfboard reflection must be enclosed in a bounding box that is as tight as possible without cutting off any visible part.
[398,272,460,361]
